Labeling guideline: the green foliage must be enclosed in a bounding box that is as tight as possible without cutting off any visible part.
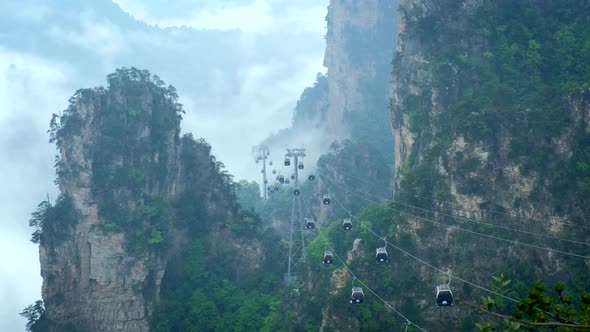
[478,276,590,331]
[20,300,44,331]
[155,238,282,331]
[48,68,192,252]
[28,194,77,244]
[399,0,590,207]
[234,180,261,211]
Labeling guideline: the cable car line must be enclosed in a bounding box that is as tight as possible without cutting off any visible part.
[323,187,522,305]
[324,177,590,247]
[316,231,429,332]
[320,168,590,230]
[324,180,590,259]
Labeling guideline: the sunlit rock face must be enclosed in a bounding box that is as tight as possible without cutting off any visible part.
[40,78,175,331]
[37,70,265,331]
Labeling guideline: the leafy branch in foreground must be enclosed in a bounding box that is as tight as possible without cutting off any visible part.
[474,275,590,331]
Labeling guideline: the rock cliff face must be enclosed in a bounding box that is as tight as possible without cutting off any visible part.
[266,0,398,160]
[389,3,590,326]
[322,0,397,140]
[254,1,590,331]
[37,69,262,331]
[391,0,590,227]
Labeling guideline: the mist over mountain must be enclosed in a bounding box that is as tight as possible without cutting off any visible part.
[0,1,326,330]
[6,1,590,331]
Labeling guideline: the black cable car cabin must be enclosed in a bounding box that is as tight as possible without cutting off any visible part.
[376,247,388,263]
[278,175,285,184]
[293,188,301,195]
[274,186,279,191]
[290,174,295,180]
[350,287,364,304]
[308,174,315,181]
[285,179,290,184]
[322,251,333,264]
[269,161,273,166]
[284,158,291,166]
[305,218,315,229]
[436,284,454,306]
[272,169,276,174]
[322,195,331,205]
[343,218,352,230]
[298,161,304,170]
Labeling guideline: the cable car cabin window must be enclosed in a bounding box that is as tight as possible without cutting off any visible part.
[376,247,388,263]
[350,287,364,304]
[436,285,454,306]
[322,251,333,264]
[322,195,331,205]
[343,218,352,230]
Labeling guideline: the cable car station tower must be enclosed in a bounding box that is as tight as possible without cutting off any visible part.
[253,145,270,199]
[285,148,306,285]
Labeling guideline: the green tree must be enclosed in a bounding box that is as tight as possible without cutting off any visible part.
[20,300,44,331]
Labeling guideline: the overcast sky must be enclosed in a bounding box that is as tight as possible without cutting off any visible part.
[0,1,327,330]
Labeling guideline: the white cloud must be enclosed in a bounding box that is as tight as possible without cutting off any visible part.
[48,13,128,60]
[112,0,327,34]
[0,48,70,332]
[181,54,325,182]
[0,2,327,329]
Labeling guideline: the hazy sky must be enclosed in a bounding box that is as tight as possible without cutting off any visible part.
[0,1,327,330]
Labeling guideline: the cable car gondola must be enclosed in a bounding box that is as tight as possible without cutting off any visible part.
[322,195,331,205]
[298,161,304,170]
[290,174,295,180]
[376,247,388,263]
[269,161,273,166]
[277,175,285,184]
[305,218,315,229]
[322,251,333,264]
[284,158,290,166]
[436,284,454,306]
[274,186,279,192]
[293,188,301,196]
[350,286,364,304]
[272,169,276,174]
[308,174,315,181]
[285,179,290,184]
[343,218,352,230]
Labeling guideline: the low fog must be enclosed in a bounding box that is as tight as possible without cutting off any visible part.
[0,1,327,330]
